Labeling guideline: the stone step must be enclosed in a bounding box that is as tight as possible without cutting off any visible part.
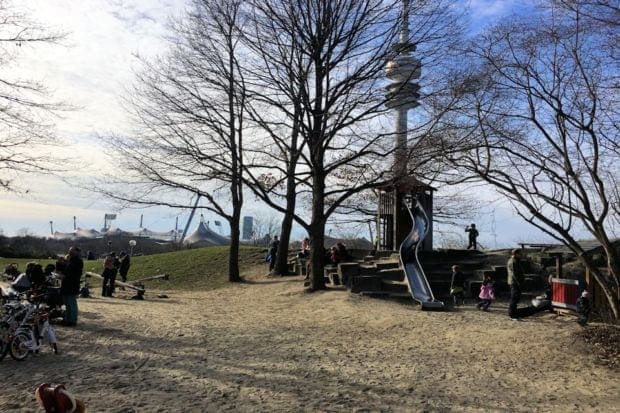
[378,268,405,282]
[349,275,382,294]
[381,279,409,295]
[359,265,379,276]
[338,262,361,287]
[375,261,400,270]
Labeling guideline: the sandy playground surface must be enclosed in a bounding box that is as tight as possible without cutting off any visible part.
[1,274,619,413]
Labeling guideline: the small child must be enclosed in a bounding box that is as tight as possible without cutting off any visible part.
[465,224,479,250]
[477,274,495,311]
[576,290,591,326]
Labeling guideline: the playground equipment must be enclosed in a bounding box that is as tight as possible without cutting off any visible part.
[399,199,445,310]
[84,272,169,300]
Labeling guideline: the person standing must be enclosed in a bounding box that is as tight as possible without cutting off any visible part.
[507,248,525,320]
[465,224,479,250]
[267,235,279,272]
[450,265,466,306]
[60,246,84,326]
[101,253,118,297]
[118,251,131,283]
[576,290,591,326]
[298,237,310,259]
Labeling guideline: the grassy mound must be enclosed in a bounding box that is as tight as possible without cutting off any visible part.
[1,246,267,291]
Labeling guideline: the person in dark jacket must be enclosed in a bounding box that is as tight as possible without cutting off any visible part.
[118,251,131,283]
[28,263,46,292]
[101,253,118,297]
[507,249,525,320]
[60,246,84,326]
[465,224,479,250]
[576,290,591,326]
[268,236,279,272]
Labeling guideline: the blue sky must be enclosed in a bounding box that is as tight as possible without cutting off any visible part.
[0,0,557,247]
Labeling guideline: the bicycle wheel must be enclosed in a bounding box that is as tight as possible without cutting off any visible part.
[9,332,31,361]
[0,322,10,361]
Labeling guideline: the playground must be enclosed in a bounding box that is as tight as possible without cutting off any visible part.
[1,270,618,412]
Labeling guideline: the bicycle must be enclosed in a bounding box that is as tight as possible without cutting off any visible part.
[0,298,30,362]
[9,299,58,361]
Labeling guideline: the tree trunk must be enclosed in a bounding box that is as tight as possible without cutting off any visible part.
[308,169,326,291]
[274,211,293,276]
[601,243,620,319]
[577,249,619,319]
[273,169,298,276]
[228,206,242,283]
[308,222,326,291]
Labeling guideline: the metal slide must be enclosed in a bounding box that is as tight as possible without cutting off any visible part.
[399,199,445,310]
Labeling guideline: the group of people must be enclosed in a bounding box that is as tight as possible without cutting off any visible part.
[327,242,351,265]
[10,262,48,292]
[266,235,353,275]
[450,265,496,310]
[101,251,131,297]
[451,248,592,325]
[4,246,136,327]
[449,249,531,316]
[4,248,83,326]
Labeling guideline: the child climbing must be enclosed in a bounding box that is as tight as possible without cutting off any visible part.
[477,274,495,311]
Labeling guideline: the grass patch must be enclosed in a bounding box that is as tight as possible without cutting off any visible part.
[1,246,267,291]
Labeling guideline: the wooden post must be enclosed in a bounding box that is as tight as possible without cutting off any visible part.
[549,252,563,278]
[585,266,595,309]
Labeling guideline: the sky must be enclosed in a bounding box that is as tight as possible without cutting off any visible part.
[0,0,558,248]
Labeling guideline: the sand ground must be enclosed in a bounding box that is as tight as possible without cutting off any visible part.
[1,275,619,413]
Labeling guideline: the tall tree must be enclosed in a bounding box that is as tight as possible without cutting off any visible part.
[435,2,620,317]
[106,0,247,282]
[0,0,65,190]
[243,0,461,289]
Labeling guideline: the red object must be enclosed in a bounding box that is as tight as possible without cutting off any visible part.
[35,383,85,413]
[551,277,579,310]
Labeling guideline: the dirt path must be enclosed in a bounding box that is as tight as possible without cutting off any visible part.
[1,276,619,412]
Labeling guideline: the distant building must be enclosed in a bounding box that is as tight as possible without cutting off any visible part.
[242,216,253,240]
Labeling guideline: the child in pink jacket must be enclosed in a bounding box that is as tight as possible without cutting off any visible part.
[477,274,495,311]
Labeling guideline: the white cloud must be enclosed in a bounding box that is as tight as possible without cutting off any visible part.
[16,0,186,137]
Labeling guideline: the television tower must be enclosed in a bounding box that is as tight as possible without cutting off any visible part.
[385,0,420,178]
[378,0,433,251]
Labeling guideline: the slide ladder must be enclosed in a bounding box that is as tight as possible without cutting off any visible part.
[399,199,445,310]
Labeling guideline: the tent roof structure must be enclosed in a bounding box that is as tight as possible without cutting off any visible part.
[183,220,229,246]
[53,227,181,242]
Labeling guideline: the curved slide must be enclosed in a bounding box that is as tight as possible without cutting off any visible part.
[399,199,445,310]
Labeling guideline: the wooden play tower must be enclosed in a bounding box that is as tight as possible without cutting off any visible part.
[377,177,434,252]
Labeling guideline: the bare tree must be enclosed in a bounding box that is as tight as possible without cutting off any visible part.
[105,0,247,282]
[250,212,282,246]
[242,0,461,289]
[0,0,66,191]
[436,2,620,317]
